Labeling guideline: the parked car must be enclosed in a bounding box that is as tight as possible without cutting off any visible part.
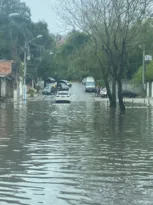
[57,83,69,91]
[100,88,137,98]
[55,91,71,103]
[62,80,72,87]
[82,78,86,85]
[58,80,72,87]
[51,82,57,87]
[42,86,52,95]
[122,90,137,98]
[100,88,107,97]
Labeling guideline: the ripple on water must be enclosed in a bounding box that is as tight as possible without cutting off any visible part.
[0,102,153,204]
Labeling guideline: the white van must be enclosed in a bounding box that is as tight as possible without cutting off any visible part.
[85,77,96,92]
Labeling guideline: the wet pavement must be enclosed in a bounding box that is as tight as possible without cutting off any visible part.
[0,83,153,204]
[34,82,96,102]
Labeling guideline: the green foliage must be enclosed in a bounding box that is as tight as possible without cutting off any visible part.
[0,0,31,19]
[37,52,55,80]
[96,80,105,87]
[132,66,142,83]
[127,19,153,79]
[55,20,153,83]
[133,61,153,83]
[27,87,36,97]
[0,0,55,82]
[2,0,153,86]
[27,21,55,80]
[54,30,103,81]
[66,31,89,50]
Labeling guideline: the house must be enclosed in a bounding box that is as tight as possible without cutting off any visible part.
[56,35,68,47]
[0,60,22,99]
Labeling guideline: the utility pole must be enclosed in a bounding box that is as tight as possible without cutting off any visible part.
[142,46,145,92]
[8,12,43,101]
[0,0,4,12]
[23,41,27,101]
[22,36,42,101]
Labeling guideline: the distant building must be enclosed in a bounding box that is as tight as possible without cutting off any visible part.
[56,35,68,47]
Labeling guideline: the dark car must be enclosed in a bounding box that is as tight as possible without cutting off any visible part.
[57,83,69,91]
[42,86,52,95]
[58,80,72,87]
[63,80,72,87]
[122,90,137,98]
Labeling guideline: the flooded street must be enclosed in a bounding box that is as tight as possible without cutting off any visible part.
[0,83,153,205]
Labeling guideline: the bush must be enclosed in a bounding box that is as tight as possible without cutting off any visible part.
[28,88,36,97]
[96,79,105,87]
[132,61,153,83]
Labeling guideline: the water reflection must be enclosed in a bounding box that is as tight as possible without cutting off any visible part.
[0,101,153,204]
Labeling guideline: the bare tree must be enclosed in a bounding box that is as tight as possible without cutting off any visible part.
[55,0,153,110]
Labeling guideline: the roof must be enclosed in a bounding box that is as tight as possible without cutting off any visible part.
[0,61,13,77]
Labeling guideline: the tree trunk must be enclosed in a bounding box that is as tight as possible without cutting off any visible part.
[105,78,116,108]
[112,78,116,107]
[117,79,125,111]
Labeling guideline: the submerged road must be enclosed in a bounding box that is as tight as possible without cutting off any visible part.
[35,82,96,102]
[0,83,153,204]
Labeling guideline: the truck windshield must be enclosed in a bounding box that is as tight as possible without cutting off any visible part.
[86,82,95,86]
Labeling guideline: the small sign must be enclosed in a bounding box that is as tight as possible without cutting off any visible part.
[145,55,152,61]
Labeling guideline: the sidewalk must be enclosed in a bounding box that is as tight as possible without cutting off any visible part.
[26,92,43,100]
[9,92,41,103]
[94,96,153,106]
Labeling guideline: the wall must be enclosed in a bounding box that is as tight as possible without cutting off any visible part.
[18,77,23,97]
[109,79,143,95]
[6,79,13,98]
[122,80,143,94]
[38,80,44,89]
[14,77,23,100]
[0,77,18,99]
[0,78,6,97]
[146,82,153,98]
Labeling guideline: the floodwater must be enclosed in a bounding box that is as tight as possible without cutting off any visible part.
[0,97,153,204]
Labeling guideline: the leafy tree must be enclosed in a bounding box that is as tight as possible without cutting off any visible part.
[0,0,31,61]
[26,21,55,81]
[36,52,55,80]
[127,18,153,79]
[0,0,31,18]
[54,30,103,80]
[0,0,55,83]
[56,0,153,110]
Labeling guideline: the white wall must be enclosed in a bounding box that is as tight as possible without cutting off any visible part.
[109,79,143,94]
[151,82,153,98]
[14,77,23,100]
[13,90,17,101]
[38,80,44,89]
[122,80,142,94]
[147,82,150,97]
[1,78,6,97]
[19,78,23,96]
[146,82,153,98]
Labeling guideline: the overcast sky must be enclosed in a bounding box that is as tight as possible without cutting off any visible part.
[22,0,67,34]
